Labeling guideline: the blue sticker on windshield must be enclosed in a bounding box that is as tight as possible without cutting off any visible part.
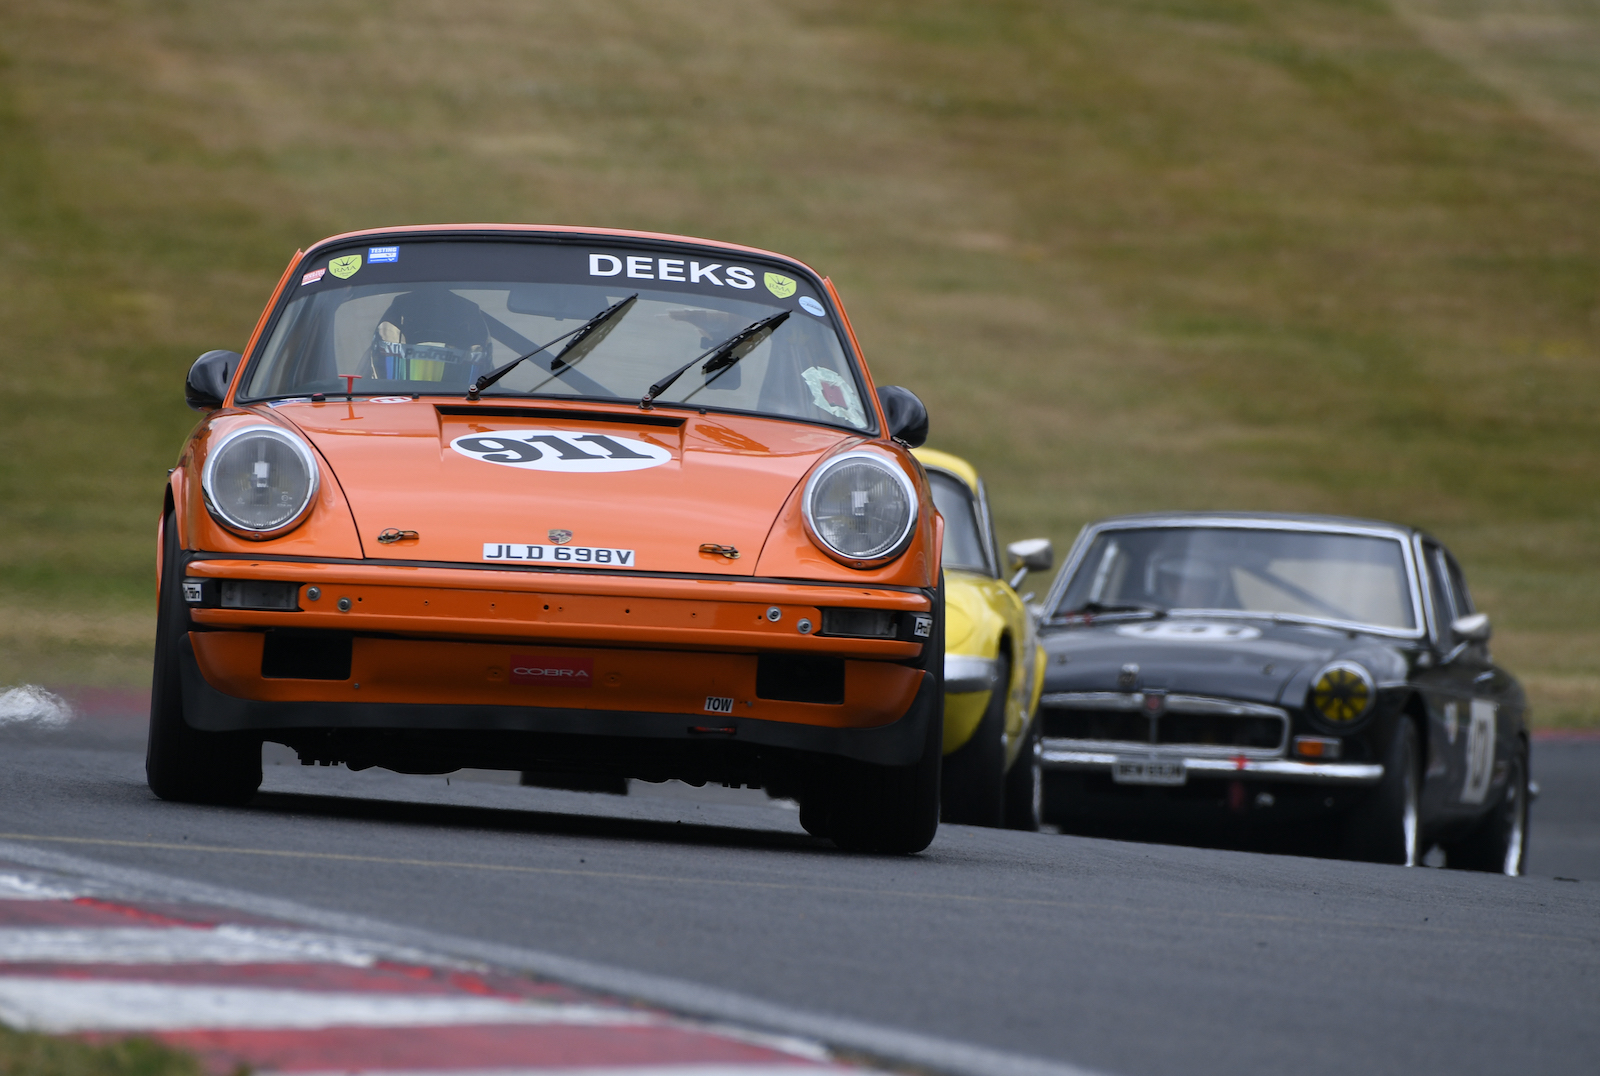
[798,296,825,317]
[368,246,399,263]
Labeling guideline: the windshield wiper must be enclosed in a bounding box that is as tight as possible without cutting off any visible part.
[640,311,789,409]
[1066,601,1167,617]
[467,293,637,400]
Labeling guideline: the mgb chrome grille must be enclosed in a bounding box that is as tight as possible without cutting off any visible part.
[1039,691,1288,756]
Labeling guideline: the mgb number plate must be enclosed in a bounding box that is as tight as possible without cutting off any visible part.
[1112,758,1186,786]
[483,543,636,567]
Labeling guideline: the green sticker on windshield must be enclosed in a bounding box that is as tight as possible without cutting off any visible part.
[328,254,363,279]
[764,272,796,299]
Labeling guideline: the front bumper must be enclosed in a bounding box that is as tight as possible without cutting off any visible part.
[176,555,940,769]
[182,556,931,657]
[1040,743,1384,785]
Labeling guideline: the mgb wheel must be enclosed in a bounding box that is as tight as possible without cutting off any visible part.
[1444,746,1529,876]
[1341,717,1419,866]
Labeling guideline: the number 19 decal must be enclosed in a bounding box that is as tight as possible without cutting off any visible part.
[452,429,672,473]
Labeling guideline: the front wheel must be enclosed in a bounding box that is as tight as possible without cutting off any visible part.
[146,512,262,806]
[1341,717,1419,866]
[941,654,1008,827]
[1444,747,1528,876]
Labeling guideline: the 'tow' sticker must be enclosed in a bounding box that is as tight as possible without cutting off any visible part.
[451,429,672,473]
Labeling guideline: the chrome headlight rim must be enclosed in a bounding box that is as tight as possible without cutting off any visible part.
[1305,659,1376,732]
[802,449,920,568]
[201,423,321,540]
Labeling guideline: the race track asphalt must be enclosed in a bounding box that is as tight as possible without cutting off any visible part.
[2,705,1596,1076]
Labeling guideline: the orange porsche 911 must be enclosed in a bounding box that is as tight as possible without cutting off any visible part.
[151,225,946,852]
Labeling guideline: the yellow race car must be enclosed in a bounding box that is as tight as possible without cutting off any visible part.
[914,448,1052,829]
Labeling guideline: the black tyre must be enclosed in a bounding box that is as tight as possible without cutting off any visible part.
[1443,746,1528,876]
[822,573,944,854]
[941,653,1007,827]
[146,512,262,805]
[1341,717,1419,866]
[1002,712,1042,832]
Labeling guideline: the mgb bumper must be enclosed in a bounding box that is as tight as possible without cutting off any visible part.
[1040,743,1385,785]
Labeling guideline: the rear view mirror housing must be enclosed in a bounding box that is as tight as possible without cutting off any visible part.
[876,386,929,448]
[186,350,242,411]
[1452,612,1491,642]
[1007,537,1054,589]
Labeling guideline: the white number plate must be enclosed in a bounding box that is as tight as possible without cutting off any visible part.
[483,543,636,567]
[1112,758,1187,786]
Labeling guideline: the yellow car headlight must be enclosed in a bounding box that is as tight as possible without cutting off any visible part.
[1307,661,1375,728]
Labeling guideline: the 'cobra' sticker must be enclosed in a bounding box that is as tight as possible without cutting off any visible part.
[451,429,671,473]
[328,254,362,279]
[801,367,866,427]
[764,272,797,298]
[1114,622,1262,641]
[510,654,592,686]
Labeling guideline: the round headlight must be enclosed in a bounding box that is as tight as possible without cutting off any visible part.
[202,425,320,538]
[803,450,919,566]
[1307,661,1375,729]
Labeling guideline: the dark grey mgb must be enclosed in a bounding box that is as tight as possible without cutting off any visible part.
[1035,513,1529,873]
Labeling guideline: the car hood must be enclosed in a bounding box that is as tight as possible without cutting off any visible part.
[1039,617,1404,707]
[275,400,854,574]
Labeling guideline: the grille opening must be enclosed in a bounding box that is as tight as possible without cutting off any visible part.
[1043,709,1149,742]
[261,630,352,680]
[1041,706,1284,751]
[222,580,301,611]
[756,655,844,705]
[820,608,896,638]
[1157,713,1282,750]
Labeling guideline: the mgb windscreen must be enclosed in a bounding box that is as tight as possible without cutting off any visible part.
[1055,526,1417,631]
[240,240,874,432]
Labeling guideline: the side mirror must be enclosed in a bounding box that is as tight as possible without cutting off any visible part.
[1007,537,1053,589]
[876,386,928,448]
[186,350,242,411]
[1452,612,1491,642]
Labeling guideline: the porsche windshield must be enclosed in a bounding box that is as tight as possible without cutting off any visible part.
[240,240,873,431]
[1055,527,1417,631]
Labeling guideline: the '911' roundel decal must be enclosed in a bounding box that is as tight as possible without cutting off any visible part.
[450,429,672,473]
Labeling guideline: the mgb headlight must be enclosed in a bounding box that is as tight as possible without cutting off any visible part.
[1306,661,1375,730]
[202,425,320,538]
[803,451,918,566]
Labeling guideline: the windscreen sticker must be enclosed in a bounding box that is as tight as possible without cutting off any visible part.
[367,396,411,403]
[764,273,797,298]
[801,367,866,427]
[451,429,672,473]
[588,253,756,289]
[328,254,362,279]
[300,268,326,285]
[368,246,399,264]
[1115,622,1262,641]
[486,544,635,567]
[799,295,825,317]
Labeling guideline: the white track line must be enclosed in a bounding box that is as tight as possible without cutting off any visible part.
[274,1068,839,1076]
[0,978,658,1033]
[0,840,1109,1076]
[0,925,445,966]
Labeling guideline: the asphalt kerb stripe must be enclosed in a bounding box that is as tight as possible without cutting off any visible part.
[0,840,1107,1076]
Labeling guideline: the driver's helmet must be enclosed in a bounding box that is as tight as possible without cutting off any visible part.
[1146,554,1227,608]
[368,289,492,384]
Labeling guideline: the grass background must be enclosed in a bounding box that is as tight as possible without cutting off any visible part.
[0,0,1596,724]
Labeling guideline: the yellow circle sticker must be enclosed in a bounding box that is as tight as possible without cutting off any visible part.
[328,254,363,279]
[763,272,796,298]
